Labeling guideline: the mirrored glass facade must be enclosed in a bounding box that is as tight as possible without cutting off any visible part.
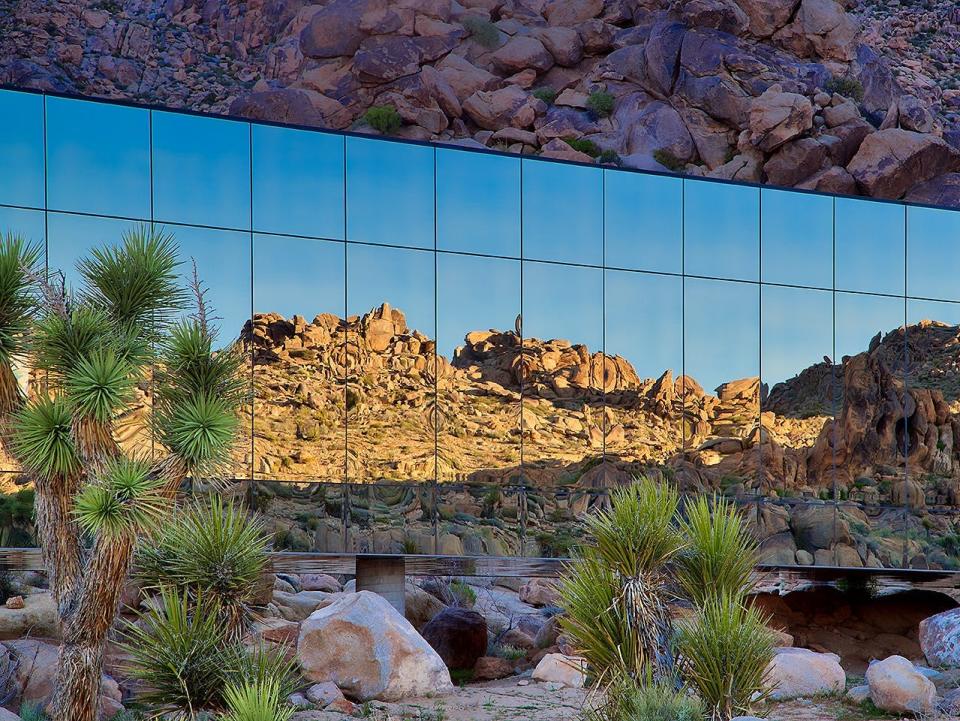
[2,88,960,569]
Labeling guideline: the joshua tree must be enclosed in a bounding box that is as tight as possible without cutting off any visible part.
[0,227,246,721]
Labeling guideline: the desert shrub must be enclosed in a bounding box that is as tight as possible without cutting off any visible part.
[825,76,865,102]
[462,16,500,49]
[586,675,705,721]
[674,495,757,608]
[137,496,270,636]
[598,149,621,165]
[674,591,774,720]
[449,579,477,607]
[586,90,615,118]
[18,704,49,721]
[564,138,602,157]
[362,105,402,134]
[220,678,294,721]
[492,644,527,661]
[532,87,558,105]
[653,149,686,171]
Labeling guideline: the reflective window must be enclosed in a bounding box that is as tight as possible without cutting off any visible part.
[253,234,345,482]
[253,481,345,552]
[605,171,682,274]
[908,205,960,302]
[521,261,603,485]
[46,97,150,218]
[685,179,759,282]
[435,483,522,556]
[346,137,434,250]
[252,125,344,239]
[761,188,833,289]
[152,111,251,228]
[835,198,904,296]
[437,253,520,481]
[437,149,520,257]
[604,270,682,467]
[0,90,44,208]
[346,244,435,482]
[47,213,140,292]
[0,207,44,247]
[347,483,434,554]
[684,278,759,494]
[522,158,602,265]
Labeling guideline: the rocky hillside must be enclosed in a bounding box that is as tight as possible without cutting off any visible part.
[3,0,960,203]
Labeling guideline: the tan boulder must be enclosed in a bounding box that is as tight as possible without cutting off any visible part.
[766,647,845,699]
[543,0,603,25]
[865,655,936,715]
[473,656,515,681]
[749,85,814,152]
[773,0,859,61]
[519,578,560,607]
[847,129,960,198]
[463,86,538,130]
[733,0,800,37]
[297,591,453,701]
[532,653,587,688]
[490,36,554,75]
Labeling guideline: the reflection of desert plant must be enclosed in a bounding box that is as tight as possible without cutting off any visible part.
[449,579,477,607]
[0,488,35,546]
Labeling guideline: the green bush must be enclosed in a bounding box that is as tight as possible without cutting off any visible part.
[532,87,558,105]
[18,704,49,721]
[462,16,500,49]
[220,678,294,721]
[564,138,602,158]
[598,149,621,165]
[675,591,775,720]
[362,105,402,134]
[586,90,615,118]
[586,675,704,721]
[653,149,686,172]
[825,76,865,103]
[449,579,477,607]
[137,496,270,636]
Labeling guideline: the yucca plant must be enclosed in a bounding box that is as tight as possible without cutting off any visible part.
[674,591,775,721]
[137,496,270,636]
[220,678,294,721]
[0,228,247,721]
[674,495,758,607]
[558,479,683,683]
[224,645,300,702]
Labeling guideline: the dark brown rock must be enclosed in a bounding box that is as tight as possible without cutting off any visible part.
[421,607,488,670]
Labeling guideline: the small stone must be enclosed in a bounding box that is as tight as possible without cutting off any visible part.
[5,596,24,610]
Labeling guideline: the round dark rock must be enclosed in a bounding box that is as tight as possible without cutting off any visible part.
[421,607,488,671]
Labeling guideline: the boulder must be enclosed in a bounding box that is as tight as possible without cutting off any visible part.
[297,591,453,701]
[733,0,800,37]
[473,655,515,681]
[0,709,19,721]
[519,578,559,607]
[421,607,488,670]
[681,0,750,35]
[305,681,344,707]
[865,655,936,715]
[354,36,423,82]
[766,647,846,700]
[749,85,814,152]
[763,137,828,186]
[463,86,538,130]
[543,0,603,26]
[848,129,960,199]
[919,607,960,668]
[405,581,446,631]
[0,592,58,640]
[299,0,381,58]
[273,590,337,622]
[490,36,554,75]
[906,173,960,208]
[532,653,587,688]
[772,0,859,61]
[536,27,583,67]
[301,574,342,593]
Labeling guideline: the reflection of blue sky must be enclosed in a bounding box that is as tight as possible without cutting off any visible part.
[47,98,151,219]
[253,125,344,239]
[48,213,139,293]
[347,244,434,336]
[0,207,45,247]
[761,188,832,288]
[605,270,681,379]
[522,158,602,265]
[835,291,903,360]
[685,180,759,282]
[605,171,682,274]
[761,285,831,386]
[836,198,904,296]
[908,298,960,327]
[153,111,251,229]
[523,261,602,351]
[0,90,44,208]
[685,279,758,392]
[437,254,519,359]
[255,234,343,319]
[347,138,433,250]
[437,149,520,257]
[908,206,960,302]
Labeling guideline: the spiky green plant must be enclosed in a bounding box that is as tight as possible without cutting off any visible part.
[674,591,775,721]
[585,673,704,721]
[74,457,165,539]
[674,495,758,607]
[559,479,683,682]
[220,678,294,721]
[137,496,270,635]
[224,644,300,701]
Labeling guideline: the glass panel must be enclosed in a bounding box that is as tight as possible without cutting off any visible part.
[369,483,434,554]
[908,205,960,302]
[346,137,433,249]
[46,97,150,218]
[47,213,140,292]
[436,482,522,556]
[436,253,520,483]
[251,234,345,483]
[604,270,682,471]
[346,244,435,482]
[909,509,960,570]
[761,285,833,500]
[684,179,759,282]
[251,481,345,553]
[761,188,832,289]
[0,89,44,208]
[152,111,251,228]
[521,261,603,486]
[684,278,759,496]
[525,485,601,558]
[252,125,344,239]
[836,197,904,296]
[437,149,520,257]
[521,158,602,265]
[0,207,44,246]
[604,171,682,274]
[840,500,905,568]
[834,292,905,514]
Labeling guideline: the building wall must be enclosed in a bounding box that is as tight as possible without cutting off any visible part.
[4,88,960,570]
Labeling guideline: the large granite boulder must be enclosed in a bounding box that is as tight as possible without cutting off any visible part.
[532,653,587,688]
[848,129,960,198]
[919,607,960,667]
[297,591,453,701]
[865,655,936,715]
[748,85,814,152]
[766,647,846,700]
[421,607,488,670]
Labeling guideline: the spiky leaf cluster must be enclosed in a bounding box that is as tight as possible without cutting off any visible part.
[74,457,165,539]
[0,234,41,365]
[11,396,80,480]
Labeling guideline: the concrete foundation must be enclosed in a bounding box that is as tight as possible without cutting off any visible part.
[355,554,406,614]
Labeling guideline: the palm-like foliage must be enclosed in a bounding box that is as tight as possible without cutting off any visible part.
[12,395,80,480]
[674,591,775,720]
[674,495,758,607]
[74,457,164,539]
[0,233,41,366]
